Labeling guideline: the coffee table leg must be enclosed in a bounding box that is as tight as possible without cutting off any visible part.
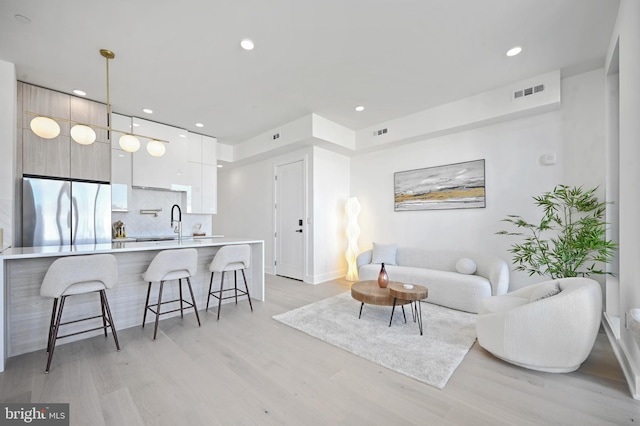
[416,301,423,335]
[389,298,397,327]
[401,305,407,323]
[358,302,364,319]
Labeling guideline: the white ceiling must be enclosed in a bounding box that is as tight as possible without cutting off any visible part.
[0,0,620,145]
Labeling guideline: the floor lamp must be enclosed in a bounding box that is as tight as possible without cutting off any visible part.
[345,197,361,281]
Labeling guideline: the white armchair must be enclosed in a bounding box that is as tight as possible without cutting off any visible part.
[476,277,602,373]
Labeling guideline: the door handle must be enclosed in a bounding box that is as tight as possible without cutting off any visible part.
[295,229,303,233]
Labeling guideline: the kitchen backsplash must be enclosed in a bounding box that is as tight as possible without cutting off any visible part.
[112,188,213,238]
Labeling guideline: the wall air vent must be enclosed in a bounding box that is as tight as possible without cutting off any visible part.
[514,84,544,100]
[372,128,388,136]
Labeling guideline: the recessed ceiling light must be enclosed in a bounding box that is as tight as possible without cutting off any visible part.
[195,123,204,128]
[240,39,255,51]
[506,46,522,57]
[142,108,153,114]
[217,164,223,168]
[73,89,86,96]
[133,123,140,127]
[179,134,186,138]
[355,105,365,112]
[14,14,30,24]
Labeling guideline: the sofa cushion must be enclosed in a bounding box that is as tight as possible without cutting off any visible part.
[371,242,397,265]
[530,281,561,302]
[456,258,477,275]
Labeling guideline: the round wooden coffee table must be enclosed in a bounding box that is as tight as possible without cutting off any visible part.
[351,280,411,323]
[389,282,428,335]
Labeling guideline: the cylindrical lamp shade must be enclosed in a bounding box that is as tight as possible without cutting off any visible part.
[146,140,166,157]
[70,125,96,145]
[119,134,141,153]
[30,116,61,139]
[345,197,361,281]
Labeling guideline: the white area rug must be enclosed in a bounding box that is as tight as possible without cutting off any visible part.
[273,292,477,389]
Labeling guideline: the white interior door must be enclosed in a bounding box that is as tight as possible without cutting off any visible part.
[275,160,305,281]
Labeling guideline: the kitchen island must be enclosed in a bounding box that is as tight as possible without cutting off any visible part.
[0,237,264,372]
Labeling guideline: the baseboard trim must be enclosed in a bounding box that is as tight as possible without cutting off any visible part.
[603,313,640,399]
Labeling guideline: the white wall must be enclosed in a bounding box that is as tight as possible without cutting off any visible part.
[217,145,351,283]
[0,60,16,248]
[562,69,606,190]
[311,147,350,282]
[603,0,640,399]
[350,71,604,290]
[216,148,313,277]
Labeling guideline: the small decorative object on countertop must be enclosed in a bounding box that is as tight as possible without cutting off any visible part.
[378,262,389,288]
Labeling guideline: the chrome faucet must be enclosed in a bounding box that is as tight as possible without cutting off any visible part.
[171,204,182,242]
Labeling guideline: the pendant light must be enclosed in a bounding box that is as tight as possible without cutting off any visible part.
[26,49,168,157]
[30,116,60,139]
[146,140,166,157]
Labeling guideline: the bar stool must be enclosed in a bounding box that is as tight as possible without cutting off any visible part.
[141,248,201,340]
[206,244,253,320]
[40,254,120,373]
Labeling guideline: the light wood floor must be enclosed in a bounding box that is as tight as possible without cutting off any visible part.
[1,274,639,425]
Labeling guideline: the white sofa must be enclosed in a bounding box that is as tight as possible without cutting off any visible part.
[356,247,509,313]
[476,277,602,373]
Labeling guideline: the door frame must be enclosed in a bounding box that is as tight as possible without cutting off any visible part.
[273,155,309,282]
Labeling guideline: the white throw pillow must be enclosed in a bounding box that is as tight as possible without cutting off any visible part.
[455,258,477,275]
[371,242,397,265]
[529,281,562,302]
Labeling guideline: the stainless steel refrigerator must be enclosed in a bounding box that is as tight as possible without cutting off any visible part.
[22,177,112,246]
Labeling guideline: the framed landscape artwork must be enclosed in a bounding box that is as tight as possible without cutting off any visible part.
[394,159,486,211]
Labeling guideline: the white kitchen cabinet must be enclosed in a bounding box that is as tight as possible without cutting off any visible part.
[110,113,133,211]
[111,149,132,211]
[131,118,189,189]
[186,132,217,213]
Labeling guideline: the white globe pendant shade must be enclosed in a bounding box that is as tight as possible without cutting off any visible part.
[119,134,141,153]
[70,125,97,145]
[146,140,166,157]
[30,116,61,139]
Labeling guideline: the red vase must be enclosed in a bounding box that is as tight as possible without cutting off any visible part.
[378,263,389,288]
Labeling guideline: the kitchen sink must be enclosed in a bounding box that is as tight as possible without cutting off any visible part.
[134,236,178,242]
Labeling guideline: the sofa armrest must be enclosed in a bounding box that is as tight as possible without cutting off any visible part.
[356,250,373,271]
[475,254,510,296]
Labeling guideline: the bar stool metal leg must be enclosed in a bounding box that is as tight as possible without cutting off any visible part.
[142,282,152,328]
[153,281,165,340]
[100,290,121,350]
[45,296,67,374]
[185,277,201,326]
[46,298,58,354]
[179,278,184,318]
[241,270,253,311]
[206,272,215,312]
[217,271,226,320]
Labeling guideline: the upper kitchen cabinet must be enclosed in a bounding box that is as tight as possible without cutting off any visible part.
[186,133,217,213]
[131,117,189,189]
[110,114,133,211]
[21,83,110,181]
[22,83,70,136]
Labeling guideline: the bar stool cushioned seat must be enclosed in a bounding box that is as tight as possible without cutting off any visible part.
[40,253,120,373]
[206,244,253,320]
[142,248,201,340]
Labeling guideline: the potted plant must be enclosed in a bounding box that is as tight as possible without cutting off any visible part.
[497,184,617,278]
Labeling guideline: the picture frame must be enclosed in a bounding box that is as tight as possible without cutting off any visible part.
[394,159,486,211]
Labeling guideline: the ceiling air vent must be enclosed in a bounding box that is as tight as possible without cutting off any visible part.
[372,128,388,136]
[514,84,545,100]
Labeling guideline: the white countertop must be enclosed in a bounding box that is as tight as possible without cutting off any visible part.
[0,237,263,260]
